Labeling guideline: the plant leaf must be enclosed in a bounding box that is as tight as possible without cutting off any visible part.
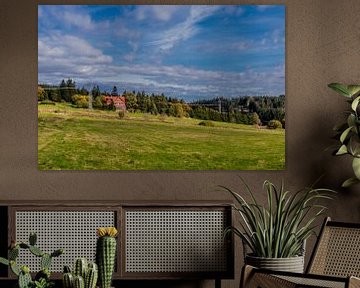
[336,145,348,155]
[347,85,360,96]
[342,177,360,188]
[351,96,360,111]
[349,135,360,156]
[328,83,351,97]
[352,157,360,179]
[347,114,356,128]
[340,127,353,143]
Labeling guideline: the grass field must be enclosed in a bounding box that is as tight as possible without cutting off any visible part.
[38,103,285,170]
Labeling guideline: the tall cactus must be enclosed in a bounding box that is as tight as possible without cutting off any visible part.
[96,227,118,288]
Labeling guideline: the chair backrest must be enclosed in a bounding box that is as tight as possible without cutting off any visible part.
[307,217,360,277]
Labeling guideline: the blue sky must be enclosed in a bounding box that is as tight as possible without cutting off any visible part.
[38,5,285,101]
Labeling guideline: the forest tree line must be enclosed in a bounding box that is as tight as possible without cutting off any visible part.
[38,79,285,127]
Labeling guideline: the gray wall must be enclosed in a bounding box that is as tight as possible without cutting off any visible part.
[1,0,360,287]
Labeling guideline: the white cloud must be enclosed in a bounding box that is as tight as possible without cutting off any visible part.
[63,11,95,30]
[38,34,113,83]
[258,29,285,50]
[148,6,221,51]
[38,6,285,97]
[39,6,111,32]
[152,6,178,21]
[256,5,276,12]
[135,5,178,22]
[39,32,284,96]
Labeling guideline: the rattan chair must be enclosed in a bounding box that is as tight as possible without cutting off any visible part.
[241,217,360,288]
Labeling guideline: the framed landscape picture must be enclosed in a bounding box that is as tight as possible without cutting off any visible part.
[38,5,285,170]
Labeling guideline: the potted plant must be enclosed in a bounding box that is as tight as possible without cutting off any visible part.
[62,258,98,288]
[328,83,360,187]
[222,179,334,273]
[96,227,118,288]
[0,232,63,288]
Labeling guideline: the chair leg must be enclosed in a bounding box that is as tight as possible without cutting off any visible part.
[240,265,255,288]
[215,278,221,288]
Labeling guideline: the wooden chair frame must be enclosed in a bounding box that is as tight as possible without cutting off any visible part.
[241,217,360,288]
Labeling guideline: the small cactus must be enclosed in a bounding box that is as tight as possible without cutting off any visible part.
[19,243,30,249]
[29,232,37,246]
[85,263,98,288]
[74,258,87,279]
[18,268,32,288]
[35,268,50,281]
[0,232,63,288]
[64,265,72,273]
[29,245,44,257]
[9,247,19,260]
[10,260,20,276]
[74,275,85,288]
[63,259,98,288]
[96,227,118,288]
[63,272,74,288]
[41,253,52,270]
[51,248,64,258]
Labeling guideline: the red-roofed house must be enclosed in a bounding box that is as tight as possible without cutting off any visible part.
[104,96,126,111]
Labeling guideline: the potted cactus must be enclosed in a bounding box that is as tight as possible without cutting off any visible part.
[0,232,63,288]
[63,258,98,288]
[96,227,118,288]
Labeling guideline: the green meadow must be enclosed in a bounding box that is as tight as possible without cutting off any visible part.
[38,103,285,170]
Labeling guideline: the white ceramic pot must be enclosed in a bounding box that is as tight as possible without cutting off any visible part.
[245,254,305,273]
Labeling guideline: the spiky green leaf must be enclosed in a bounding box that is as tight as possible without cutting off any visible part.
[328,83,351,97]
[222,180,335,258]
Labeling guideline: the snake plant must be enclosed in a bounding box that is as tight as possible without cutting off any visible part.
[223,179,335,258]
[328,83,360,187]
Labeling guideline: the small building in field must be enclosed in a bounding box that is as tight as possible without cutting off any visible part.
[104,96,126,111]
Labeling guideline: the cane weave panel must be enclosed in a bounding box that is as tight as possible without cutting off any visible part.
[15,211,115,272]
[125,210,227,273]
[309,226,360,277]
[277,275,345,288]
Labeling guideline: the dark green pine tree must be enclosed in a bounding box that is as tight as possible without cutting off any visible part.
[59,79,68,102]
[111,86,118,96]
